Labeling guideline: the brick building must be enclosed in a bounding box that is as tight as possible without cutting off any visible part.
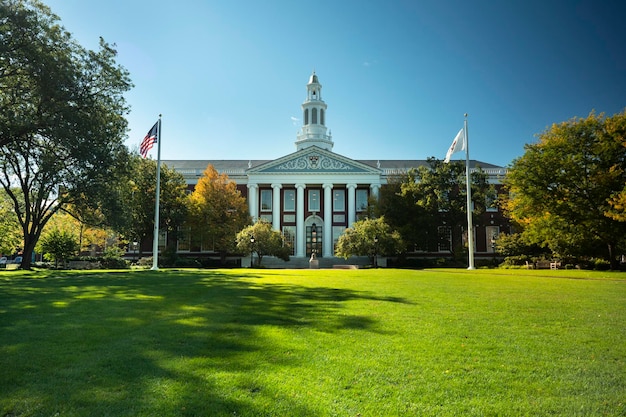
[162,72,510,264]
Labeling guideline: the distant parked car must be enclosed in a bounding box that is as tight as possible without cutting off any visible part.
[0,257,7,266]
[13,256,22,264]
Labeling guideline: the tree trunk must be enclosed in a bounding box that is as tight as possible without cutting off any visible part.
[21,234,39,270]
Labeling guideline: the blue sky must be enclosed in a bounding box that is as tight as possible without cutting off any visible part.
[44,0,625,167]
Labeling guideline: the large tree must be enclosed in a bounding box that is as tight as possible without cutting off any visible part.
[187,164,250,259]
[0,1,132,269]
[395,158,492,254]
[122,157,189,256]
[504,111,626,268]
[376,173,430,252]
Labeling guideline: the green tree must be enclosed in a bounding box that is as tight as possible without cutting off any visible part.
[0,1,132,269]
[396,158,492,254]
[235,221,290,267]
[376,173,430,252]
[37,228,78,268]
[504,111,626,268]
[187,165,250,260]
[335,217,404,264]
[41,210,114,256]
[493,232,550,266]
[121,157,189,257]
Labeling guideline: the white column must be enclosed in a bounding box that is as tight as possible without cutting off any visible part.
[323,183,333,257]
[247,184,258,223]
[271,183,282,231]
[347,183,357,228]
[296,183,306,257]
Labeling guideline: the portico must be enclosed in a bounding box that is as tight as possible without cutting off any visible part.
[246,171,381,257]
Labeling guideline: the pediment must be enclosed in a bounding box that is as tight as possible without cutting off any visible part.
[249,147,380,174]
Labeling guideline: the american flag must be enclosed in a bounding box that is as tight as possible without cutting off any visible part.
[140,122,158,158]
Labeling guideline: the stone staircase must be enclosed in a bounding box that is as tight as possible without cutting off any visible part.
[254,255,371,269]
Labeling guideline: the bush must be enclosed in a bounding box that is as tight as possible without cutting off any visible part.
[100,257,129,269]
[593,258,611,271]
[174,257,201,268]
[137,256,153,267]
[501,255,532,267]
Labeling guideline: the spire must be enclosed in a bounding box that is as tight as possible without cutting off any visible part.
[296,71,333,151]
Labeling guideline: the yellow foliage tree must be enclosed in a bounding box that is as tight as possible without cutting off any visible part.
[187,165,250,258]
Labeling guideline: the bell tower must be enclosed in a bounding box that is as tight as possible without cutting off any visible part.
[296,72,333,151]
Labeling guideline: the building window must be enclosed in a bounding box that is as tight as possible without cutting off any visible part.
[205,234,215,252]
[333,189,345,212]
[437,226,452,252]
[304,109,309,125]
[284,189,295,211]
[177,227,190,252]
[282,226,296,256]
[158,230,167,252]
[320,108,325,125]
[312,108,318,124]
[333,226,346,253]
[486,193,498,212]
[356,189,368,212]
[308,189,320,212]
[260,189,272,212]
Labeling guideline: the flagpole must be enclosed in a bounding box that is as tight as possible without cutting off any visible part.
[464,114,475,270]
[151,115,162,270]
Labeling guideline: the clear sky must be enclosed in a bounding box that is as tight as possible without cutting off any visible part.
[43,0,626,167]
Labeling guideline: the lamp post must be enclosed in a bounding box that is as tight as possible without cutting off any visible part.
[132,241,138,262]
[490,236,496,265]
[249,235,255,268]
[373,236,379,268]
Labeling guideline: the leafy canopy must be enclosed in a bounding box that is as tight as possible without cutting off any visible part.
[335,217,404,261]
[0,0,132,269]
[236,221,290,267]
[188,165,250,255]
[504,111,626,266]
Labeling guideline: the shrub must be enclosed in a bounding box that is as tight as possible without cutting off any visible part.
[174,257,201,268]
[100,257,129,269]
[38,229,79,268]
[593,258,611,271]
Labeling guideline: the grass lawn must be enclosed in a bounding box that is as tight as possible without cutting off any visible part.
[1,268,625,416]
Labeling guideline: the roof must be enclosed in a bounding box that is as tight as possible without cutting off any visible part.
[162,159,505,172]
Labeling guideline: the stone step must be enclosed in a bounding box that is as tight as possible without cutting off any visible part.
[254,256,371,269]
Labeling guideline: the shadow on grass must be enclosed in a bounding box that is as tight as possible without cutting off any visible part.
[0,269,406,416]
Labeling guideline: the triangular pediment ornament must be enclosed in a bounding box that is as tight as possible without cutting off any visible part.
[249,147,379,174]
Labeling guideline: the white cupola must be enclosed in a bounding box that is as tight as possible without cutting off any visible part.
[295,71,333,151]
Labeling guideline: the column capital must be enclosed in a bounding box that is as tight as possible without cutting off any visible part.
[322,183,334,190]
[247,183,258,190]
[295,183,307,190]
[271,183,283,190]
[347,183,357,190]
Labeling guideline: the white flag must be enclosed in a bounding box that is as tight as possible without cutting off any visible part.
[444,128,465,163]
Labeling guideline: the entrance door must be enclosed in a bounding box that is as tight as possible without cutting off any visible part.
[306,224,323,257]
